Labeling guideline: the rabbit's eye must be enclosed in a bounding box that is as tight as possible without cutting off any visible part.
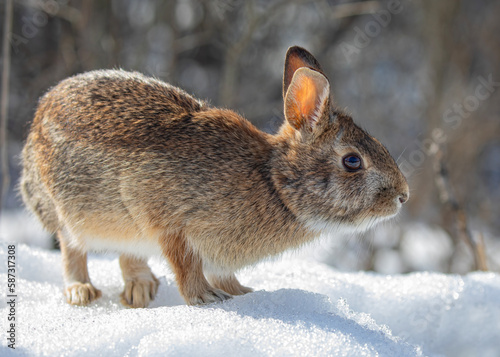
[343,154,362,171]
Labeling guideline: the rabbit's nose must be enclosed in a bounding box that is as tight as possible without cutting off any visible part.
[398,192,409,204]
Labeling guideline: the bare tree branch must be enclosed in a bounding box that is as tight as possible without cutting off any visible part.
[17,0,82,24]
[431,146,488,271]
[1,0,14,217]
[219,0,290,107]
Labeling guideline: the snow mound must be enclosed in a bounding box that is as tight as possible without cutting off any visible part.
[1,244,499,357]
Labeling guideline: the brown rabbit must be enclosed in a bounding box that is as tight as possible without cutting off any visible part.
[20,46,409,308]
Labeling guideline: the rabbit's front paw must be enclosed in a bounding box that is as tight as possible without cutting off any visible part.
[187,288,232,305]
[120,275,160,308]
[65,282,102,306]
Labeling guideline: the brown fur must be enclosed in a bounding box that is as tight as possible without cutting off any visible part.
[20,47,409,307]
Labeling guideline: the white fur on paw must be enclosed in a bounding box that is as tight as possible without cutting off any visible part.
[188,288,232,305]
[65,282,101,306]
[120,276,160,308]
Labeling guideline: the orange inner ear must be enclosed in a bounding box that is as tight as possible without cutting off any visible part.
[288,75,319,126]
[285,67,329,131]
[297,76,318,118]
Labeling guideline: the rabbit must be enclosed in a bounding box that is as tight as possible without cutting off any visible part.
[20,46,409,308]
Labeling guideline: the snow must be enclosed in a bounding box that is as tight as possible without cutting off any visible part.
[0,210,52,250]
[1,243,499,357]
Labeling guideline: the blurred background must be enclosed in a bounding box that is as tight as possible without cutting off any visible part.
[0,0,499,274]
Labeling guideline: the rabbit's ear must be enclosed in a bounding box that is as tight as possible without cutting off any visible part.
[284,67,330,133]
[283,46,324,98]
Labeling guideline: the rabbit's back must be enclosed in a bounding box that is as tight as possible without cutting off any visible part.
[34,70,205,147]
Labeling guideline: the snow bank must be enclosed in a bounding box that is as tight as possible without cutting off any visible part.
[0,244,499,357]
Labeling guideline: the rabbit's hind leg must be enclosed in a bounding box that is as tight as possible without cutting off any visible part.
[207,273,253,296]
[58,229,102,305]
[119,255,159,308]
